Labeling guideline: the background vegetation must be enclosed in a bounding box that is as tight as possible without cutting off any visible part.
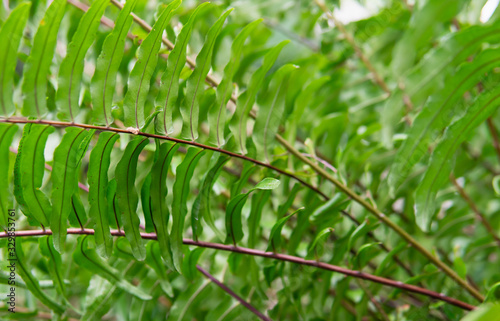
[1,0,500,319]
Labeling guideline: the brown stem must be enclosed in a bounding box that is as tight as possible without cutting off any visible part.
[0,118,327,200]
[450,174,500,247]
[196,265,272,321]
[0,228,476,311]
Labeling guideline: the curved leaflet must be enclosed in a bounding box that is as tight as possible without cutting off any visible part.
[416,89,500,231]
[0,3,30,117]
[56,0,109,121]
[88,132,120,258]
[155,3,209,135]
[388,48,500,194]
[20,125,54,227]
[115,136,149,260]
[0,124,17,229]
[51,128,89,252]
[225,177,280,245]
[208,19,262,147]
[123,0,181,129]
[180,9,233,141]
[171,147,205,271]
[150,142,179,269]
[21,0,66,118]
[91,0,139,126]
[229,40,289,154]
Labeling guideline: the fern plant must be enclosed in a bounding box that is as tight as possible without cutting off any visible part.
[1,0,500,319]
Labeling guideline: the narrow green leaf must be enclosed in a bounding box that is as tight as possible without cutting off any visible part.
[461,304,500,321]
[375,243,408,276]
[347,218,379,252]
[248,189,271,248]
[38,236,65,297]
[123,0,181,129]
[0,124,17,229]
[88,132,120,258]
[416,88,500,231]
[309,193,349,225]
[171,147,205,271]
[145,241,173,297]
[91,0,138,126]
[51,127,89,252]
[225,177,280,245]
[485,282,500,303]
[140,173,154,233]
[81,278,122,321]
[73,236,152,300]
[192,152,230,242]
[0,2,30,117]
[15,239,65,314]
[14,123,33,220]
[306,228,333,260]
[21,0,66,118]
[69,192,87,228]
[156,2,209,135]
[20,125,54,227]
[208,19,262,147]
[182,247,205,281]
[107,178,122,231]
[229,40,289,154]
[267,208,303,252]
[389,48,500,194]
[56,0,109,122]
[351,242,381,269]
[150,142,179,269]
[253,64,297,162]
[180,9,232,141]
[115,136,149,260]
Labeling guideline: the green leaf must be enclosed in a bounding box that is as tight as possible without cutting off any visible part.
[182,247,205,281]
[351,243,381,269]
[382,21,500,146]
[462,304,500,321]
[309,193,349,225]
[88,132,120,258]
[0,2,30,117]
[267,208,303,252]
[192,152,230,242]
[0,124,17,229]
[115,136,149,260]
[14,123,33,220]
[107,178,122,231]
[225,177,280,245]
[171,147,205,271]
[81,278,122,321]
[123,0,181,129]
[56,0,109,122]
[20,125,54,227]
[485,282,500,303]
[253,64,297,162]
[38,236,65,297]
[15,239,65,314]
[415,88,500,231]
[389,48,500,194]
[73,236,152,300]
[69,192,88,228]
[155,2,209,135]
[306,228,333,260]
[21,0,66,118]
[229,40,289,154]
[248,189,271,248]
[208,19,262,147]
[180,9,232,141]
[145,241,173,297]
[91,0,138,126]
[150,142,179,269]
[51,127,90,252]
[347,218,379,252]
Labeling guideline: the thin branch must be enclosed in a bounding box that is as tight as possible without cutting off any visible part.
[450,174,500,248]
[0,228,476,311]
[0,118,327,200]
[276,134,485,302]
[197,265,272,321]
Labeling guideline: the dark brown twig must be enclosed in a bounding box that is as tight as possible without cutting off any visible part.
[0,228,476,311]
